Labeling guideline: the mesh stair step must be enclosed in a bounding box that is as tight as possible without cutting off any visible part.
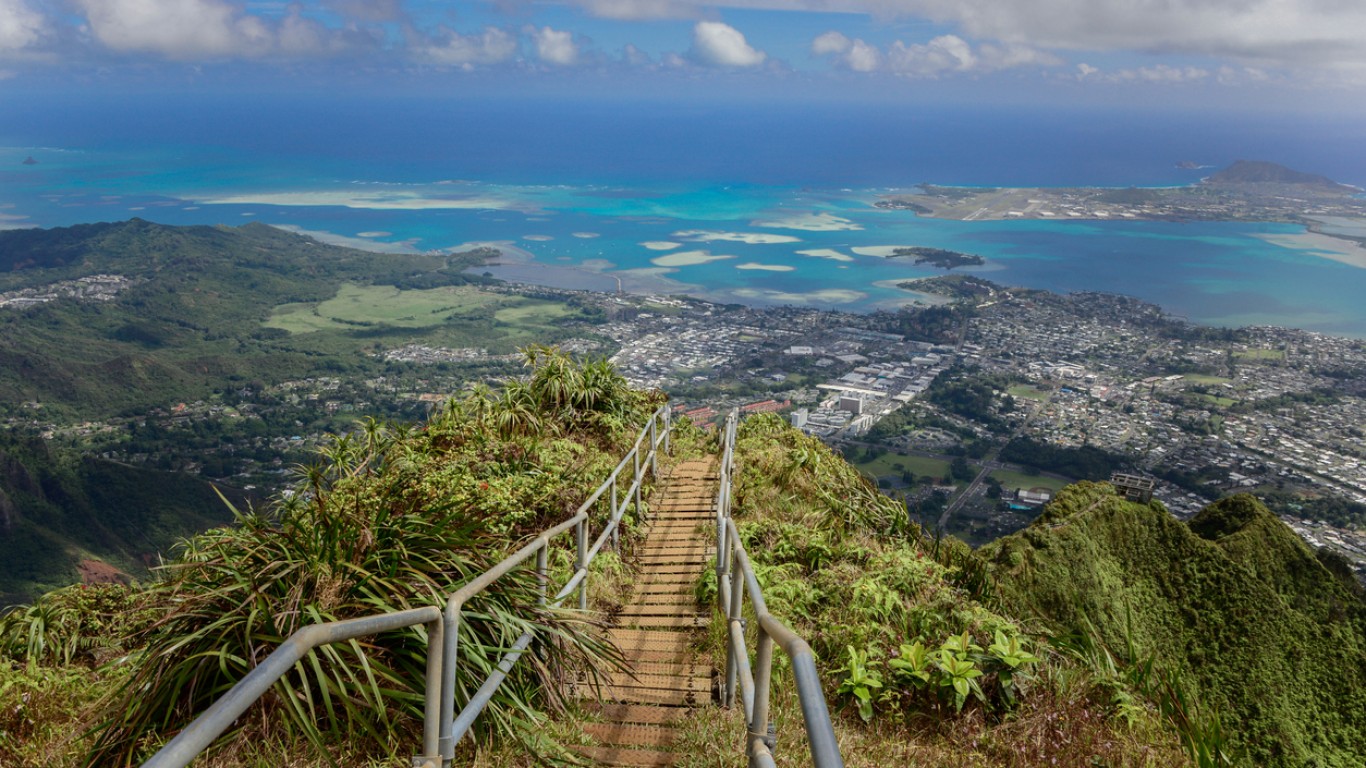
[618,603,699,616]
[582,722,679,749]
[587,703,687,725]
[621,614,708,629]
[571,744,678,766]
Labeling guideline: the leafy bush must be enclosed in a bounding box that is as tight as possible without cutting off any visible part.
[70,348,664,765]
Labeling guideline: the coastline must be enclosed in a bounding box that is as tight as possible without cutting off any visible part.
[1257,230,1366,270]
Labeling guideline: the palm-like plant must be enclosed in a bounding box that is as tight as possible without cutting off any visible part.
[84,351,656,765]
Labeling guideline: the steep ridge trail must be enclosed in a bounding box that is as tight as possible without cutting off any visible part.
[573,458,719,767]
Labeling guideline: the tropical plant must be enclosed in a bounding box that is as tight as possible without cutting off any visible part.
[82,348,659,765]
[835,646,883,722]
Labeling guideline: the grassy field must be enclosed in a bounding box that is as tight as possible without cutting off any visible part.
[856,452,952,482]
[989,468,1070,493]
[1197,393,1238,408]
[493,303,574,326]
[1007,384,1052,402]
[1183,374,1233,385]
[266,283,502,333]
[1233,348,1285,361]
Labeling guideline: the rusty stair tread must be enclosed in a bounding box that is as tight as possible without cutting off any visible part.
[627,661,711,677]
[571,744,678,766]
[582,722,679,749]
[617,604,700,616]
[599,686,700,706]
[634,583,695,594]
[587,703,688,725]
[619,615,708,629]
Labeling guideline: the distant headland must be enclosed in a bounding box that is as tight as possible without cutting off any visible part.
[875,160,1364,225]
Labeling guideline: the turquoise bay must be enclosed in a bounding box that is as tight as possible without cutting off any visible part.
[3,137,1366,337]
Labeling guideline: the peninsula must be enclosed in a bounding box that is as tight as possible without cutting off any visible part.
[876,160,1366,225]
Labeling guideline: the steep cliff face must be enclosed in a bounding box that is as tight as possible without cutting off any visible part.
[983,484,1366,768]
[0,441,247,603]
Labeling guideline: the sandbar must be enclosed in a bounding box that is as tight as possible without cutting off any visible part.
[752,212,863,232]
[736,263,796,272]
[651,250,737,267]
[852,246,913,258]
[523,234,554,241]
[730,287,867,305]
[642,241,682,251]
[357,231,391,238]
[200,190,515,211]
[572,232,600,238]
[275,224,419,254]
[796,248,855,262]
[1258,231,1366,269]
[674,229,802,245]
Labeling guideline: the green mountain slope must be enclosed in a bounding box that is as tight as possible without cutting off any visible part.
[982,483,1366,767]
[0,436,253,604]
[0,219,508,418]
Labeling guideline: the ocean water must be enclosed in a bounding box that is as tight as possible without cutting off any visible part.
[3,93,1366,336]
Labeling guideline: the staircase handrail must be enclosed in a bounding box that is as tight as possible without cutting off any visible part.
[715,408,845,768]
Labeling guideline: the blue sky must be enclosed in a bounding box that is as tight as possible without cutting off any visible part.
[1,0,1365,112]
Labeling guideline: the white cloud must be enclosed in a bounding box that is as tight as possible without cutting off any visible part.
[74,0,275,59]
[0,0,44,54]
[888,34,974,75]
[812,31,881,71]
[691,21,766,67]
[625,0,1366,72]
[416,26,518,67]
[1122,64,1211,82]
[815,30,1056,76]
[622,42,652,66]
[320,0,404,23]
[845,38,882,71]
[530,26,579,66]
[812,30,850,56]
[580,0,698,20]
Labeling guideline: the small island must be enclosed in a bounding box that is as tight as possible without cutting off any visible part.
[21,156,37,166]
[890,246,984,269]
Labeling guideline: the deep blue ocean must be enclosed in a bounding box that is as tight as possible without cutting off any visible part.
[3,92,1366,335]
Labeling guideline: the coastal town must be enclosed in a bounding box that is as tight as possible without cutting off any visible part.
[4,273,1364,581]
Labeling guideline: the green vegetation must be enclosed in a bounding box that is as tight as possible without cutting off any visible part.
[887,247,985,270]
[1257,488,1366,530]
[1181,375,1232,386]
[265,283,504,333]
[0,220,603,420]
[1006,384,1052,402]
[984,484,1366,767]
[989,469,1069,494]
[1,349,665,766]
[723,416,1191,767]
[0,437,253,604]
[851,450,951,485]
[1230,348,1284,361]
[999,438,1126,480]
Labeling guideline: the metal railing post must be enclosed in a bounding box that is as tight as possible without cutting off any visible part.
[633,447,642,522]
[536,547,549,607]
[725,541,744,709]
[750,629,775,766]
[439,606,459,762]
[420,617,445,767]
[609,474,619,553]
[650,415,659,476]
[576,519,588,612]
